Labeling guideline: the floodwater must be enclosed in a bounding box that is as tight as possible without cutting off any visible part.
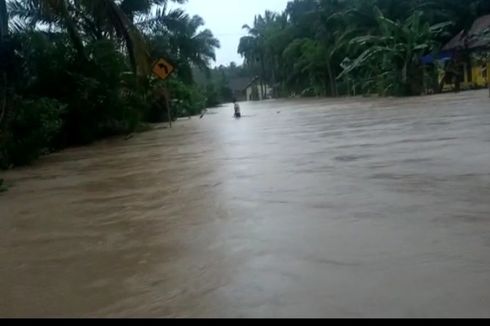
[1,90,490,318]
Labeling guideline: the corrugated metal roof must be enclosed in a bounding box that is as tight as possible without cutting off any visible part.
[229,76,260,91]
[443,15,490,51]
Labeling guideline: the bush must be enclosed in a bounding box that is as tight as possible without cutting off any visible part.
[169,79,207,117]
[1,31,214,169]
[147,79,207,121]
[205,84,220,108]
[44,39,146,145]
[1,97,65,167]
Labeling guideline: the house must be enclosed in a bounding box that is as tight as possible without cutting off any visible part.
[439,15,490,91]
[245,77,273,101]
[229,76,272,101]
[229,77,251,101]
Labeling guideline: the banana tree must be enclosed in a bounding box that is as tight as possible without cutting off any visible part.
[339,9,451,95]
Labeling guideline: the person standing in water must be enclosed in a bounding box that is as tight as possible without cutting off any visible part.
[233,99,241,118]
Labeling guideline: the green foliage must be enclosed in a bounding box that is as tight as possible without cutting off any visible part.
[238,0,490,97]
[339,10,452,96]
[60,40,144,144]
[0,97,64,167]
[167,79,207,118]
[0,0,219,169]
[204,84,220,108]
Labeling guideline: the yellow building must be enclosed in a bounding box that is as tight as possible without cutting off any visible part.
[440,59,489,92]
[440,15,490,91]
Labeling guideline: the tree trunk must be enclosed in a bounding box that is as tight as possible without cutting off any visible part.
[326,62,337,97]
[0,73,6,126]
[488,57,490,98]
[271,57,277,99]
[261,80,265,100]
[0,0,8,127]
[0,0,7,42]
[464,53,472,87]
[260,53,266,100]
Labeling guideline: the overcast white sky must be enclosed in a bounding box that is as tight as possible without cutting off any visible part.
[177,0,290,66]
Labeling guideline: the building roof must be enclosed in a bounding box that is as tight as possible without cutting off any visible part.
[229,76,260,92]
[229,77,252,92]
[443,15,490,51]
[244,76,260,90]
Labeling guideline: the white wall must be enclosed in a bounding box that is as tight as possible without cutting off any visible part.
[246,84,272,101]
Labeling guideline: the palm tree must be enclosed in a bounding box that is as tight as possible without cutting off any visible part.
[121,0,186,23]
[316,0,351,96]
[9,0,154,75]
[79,0,151,75]
[9,0,89,62]
[142,8,220,83]
[238,11,278,99]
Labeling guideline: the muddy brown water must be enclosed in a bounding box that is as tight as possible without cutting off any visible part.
[1,90,490,317]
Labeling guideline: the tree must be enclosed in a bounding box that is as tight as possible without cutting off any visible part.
[8,0,166,75]
[1,0,222,169]
[237,0,488,97]
[142,7,220,84]
[238,11,280,98]
[339,9,451,95]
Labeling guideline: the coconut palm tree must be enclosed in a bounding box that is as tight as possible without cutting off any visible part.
[238,11,278,98]
[8,0,156,74]
[142,7,220,83]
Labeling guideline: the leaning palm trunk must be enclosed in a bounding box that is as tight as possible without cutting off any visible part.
[99,0,151,76]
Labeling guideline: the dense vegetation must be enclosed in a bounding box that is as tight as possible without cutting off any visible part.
[238,0,490,98]
[0,0,220,168]
[2,0,490,171]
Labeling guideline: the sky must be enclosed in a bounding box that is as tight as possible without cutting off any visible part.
[177,0,290,66]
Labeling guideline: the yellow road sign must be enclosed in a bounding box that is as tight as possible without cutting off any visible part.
[152,58,175,80]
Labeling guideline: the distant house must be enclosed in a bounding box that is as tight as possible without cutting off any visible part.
[229,76,272,101]
[443,15,490,52]
[229,77,251,101]
[245,77,273,101]
[439,15,490,91]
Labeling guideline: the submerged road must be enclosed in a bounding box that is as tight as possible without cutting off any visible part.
[1,91,490,317]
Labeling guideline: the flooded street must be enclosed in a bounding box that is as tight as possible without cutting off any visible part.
[1,90,490,317]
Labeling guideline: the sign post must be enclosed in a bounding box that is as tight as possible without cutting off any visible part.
[152,58,175,81]
[152,58,175,128]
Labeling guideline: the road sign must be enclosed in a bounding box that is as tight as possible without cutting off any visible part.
[152,58,175,80]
